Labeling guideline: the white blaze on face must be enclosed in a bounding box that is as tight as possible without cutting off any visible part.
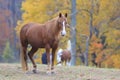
[61,21,66,36]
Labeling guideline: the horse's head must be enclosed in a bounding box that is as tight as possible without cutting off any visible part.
[57,13,68,36]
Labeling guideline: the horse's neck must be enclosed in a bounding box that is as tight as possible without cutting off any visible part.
[45,17,60,35]
[45,17,58,24]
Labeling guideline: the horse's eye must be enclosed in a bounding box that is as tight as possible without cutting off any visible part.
[65,22,67,24]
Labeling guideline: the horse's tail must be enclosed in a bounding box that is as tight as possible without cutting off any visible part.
[20,24,29,71]
[20,46,28,71]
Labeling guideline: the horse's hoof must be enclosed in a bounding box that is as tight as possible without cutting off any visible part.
[46,71,52,75]
[32,69,37,73]
[51,70,55,74]
[24,71,29,74]
[51,71,55,74]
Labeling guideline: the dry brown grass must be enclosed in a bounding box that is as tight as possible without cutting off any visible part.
[0,63,120,80]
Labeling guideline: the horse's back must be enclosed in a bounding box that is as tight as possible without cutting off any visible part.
[20,23,37,37]
[25,23,45,36]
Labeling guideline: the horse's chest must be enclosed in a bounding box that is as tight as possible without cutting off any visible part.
[50,40,59,46]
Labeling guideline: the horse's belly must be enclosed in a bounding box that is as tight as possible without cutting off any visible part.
[28,36,58,48]
[29,42,46,48]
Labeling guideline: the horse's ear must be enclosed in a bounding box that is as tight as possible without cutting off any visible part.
[59,13,62,17]
[65,13,67,18]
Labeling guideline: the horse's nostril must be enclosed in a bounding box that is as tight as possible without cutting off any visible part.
[61,34,64,36]
[61,32,66,36]
[61,33,65,36]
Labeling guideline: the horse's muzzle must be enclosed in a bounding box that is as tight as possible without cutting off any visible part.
[61,34,65,36]
[61,32,66,36]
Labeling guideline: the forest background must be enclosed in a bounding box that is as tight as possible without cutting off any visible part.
[0,0,120,68]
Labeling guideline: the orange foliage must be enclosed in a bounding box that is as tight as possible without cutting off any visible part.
[111,54,120,68]
[92,42,103,49]
[95,52,104,63]
[104,54,120,68]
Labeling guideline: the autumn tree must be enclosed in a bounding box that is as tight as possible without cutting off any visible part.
[15,0,120,68]
[76,0,120,67]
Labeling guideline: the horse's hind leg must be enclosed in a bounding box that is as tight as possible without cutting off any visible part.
[66,60,70,66]
[28,48,38,73]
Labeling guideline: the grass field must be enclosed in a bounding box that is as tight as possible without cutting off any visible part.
[0,63,120,80]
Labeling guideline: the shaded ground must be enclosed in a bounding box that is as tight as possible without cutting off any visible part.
[0,63,120,80]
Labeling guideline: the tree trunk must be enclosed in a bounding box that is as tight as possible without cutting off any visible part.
[83,36,89,66]
[70,0,76,66]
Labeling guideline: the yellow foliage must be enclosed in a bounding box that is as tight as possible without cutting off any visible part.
[16,0,120,67]
[104,54,120,68]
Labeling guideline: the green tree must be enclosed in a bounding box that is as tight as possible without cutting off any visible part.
[2,41,14,63]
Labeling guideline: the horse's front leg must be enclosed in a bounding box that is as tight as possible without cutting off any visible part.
[51,47,57,73]
[28,48,38,73]
[64,61,67,66]
[46,45,51,74]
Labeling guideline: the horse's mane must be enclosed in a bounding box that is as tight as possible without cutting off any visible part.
[43,17,60,37]
[44,17,58,27]
[45,17,58,23]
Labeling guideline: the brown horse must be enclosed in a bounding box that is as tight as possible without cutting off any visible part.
[20,13,68,74]
[57,49,71,66]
